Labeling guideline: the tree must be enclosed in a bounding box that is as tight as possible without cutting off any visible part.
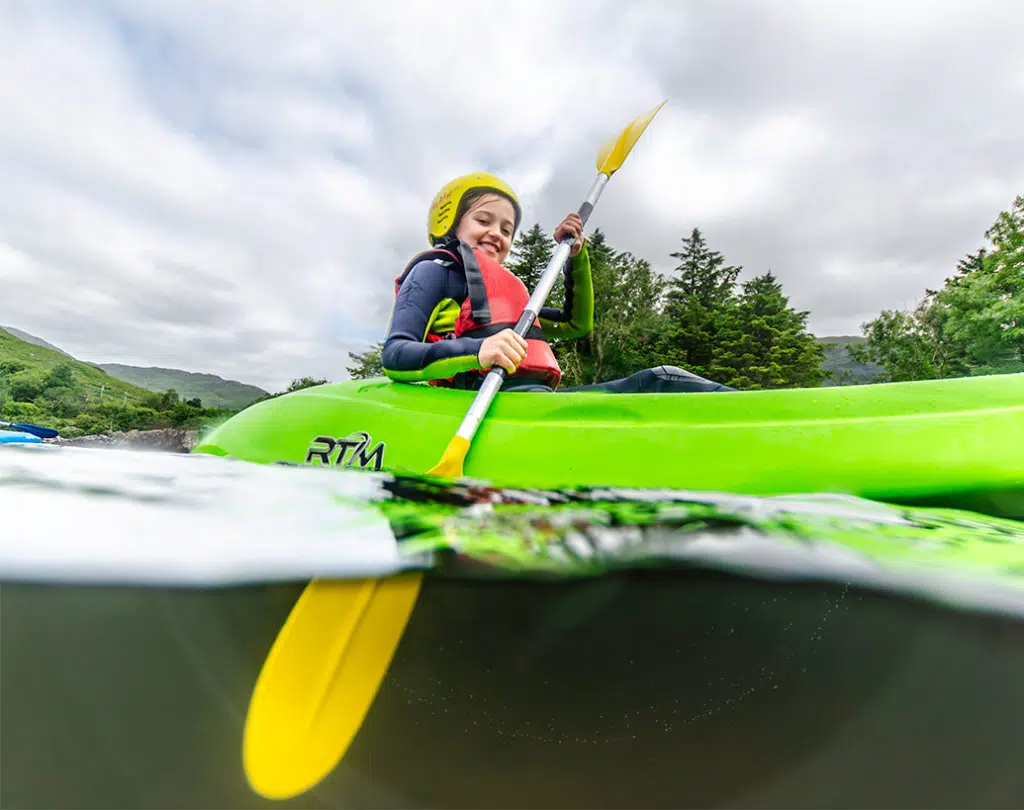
[346,342,384,379]
[141,389,180,411]
[660,228,742,378]
[849,299,960,381]
[0,360,28,377]
[712,272,826,388]
[854,193,1024,381]
[285,377,329,392]
[44,361,76,390]
[939,194,1024,373]
[550,229,667,386]
[506,223,553,293]
[7,369,45,402]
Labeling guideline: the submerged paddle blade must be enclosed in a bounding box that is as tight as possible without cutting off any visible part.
[596,99,667,176]
[426,435,471,480]
[243,573,423,800]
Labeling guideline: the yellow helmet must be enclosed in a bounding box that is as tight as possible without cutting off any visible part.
[427,172,522,245]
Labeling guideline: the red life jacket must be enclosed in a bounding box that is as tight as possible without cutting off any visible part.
[394,241,562,388]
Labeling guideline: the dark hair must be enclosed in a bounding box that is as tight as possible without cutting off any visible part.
[453,188,519,230]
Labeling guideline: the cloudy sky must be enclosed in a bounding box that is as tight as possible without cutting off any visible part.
[1,0,1022,392]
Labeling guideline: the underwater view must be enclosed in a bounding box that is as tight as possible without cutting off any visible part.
[2,440,1023,808]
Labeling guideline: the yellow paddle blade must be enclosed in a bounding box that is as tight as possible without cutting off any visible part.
[425,435,471,480]
[596,98,667,176]
[243,572,424,800]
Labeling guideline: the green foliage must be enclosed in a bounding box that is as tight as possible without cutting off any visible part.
[44,361,76,389]
[140,389,181,411]
[711,272,827,389]
[507,224,554,293]
[398,220,841,390]
[855,194,1024,382]
[554,230,669,386]
[345,342,384,380]
[559,226,822,391]
[7,369,47,402]
[658,228,743,378]
[285,376,328,392]
[0,328,237,437]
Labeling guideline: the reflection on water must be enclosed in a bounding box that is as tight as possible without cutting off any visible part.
[1,441,1023,619]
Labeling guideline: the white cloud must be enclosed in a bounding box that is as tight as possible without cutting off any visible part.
[1,0,1023,391]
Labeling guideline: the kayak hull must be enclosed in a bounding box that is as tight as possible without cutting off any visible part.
[2,573,1022,809]
[194,374,1024,517]
[0,428,41,444]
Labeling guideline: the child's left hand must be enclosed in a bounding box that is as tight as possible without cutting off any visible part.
[554,212,584,257]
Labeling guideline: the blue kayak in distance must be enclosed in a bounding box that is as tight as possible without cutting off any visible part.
[0,429,42,445]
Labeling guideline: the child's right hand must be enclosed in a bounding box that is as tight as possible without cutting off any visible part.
[478,329,528,375]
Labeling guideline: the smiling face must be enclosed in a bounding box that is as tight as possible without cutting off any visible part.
[454,192,516,264]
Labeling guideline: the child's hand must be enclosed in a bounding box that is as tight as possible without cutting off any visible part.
[554,212,584,257]
[478,329,528,374]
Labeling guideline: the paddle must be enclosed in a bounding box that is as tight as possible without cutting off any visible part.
[0,420,59,440]
[241,99,668,802]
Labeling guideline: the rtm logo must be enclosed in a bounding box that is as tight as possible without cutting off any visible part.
[305,431,385,471]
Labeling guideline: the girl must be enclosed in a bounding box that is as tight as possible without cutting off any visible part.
[382,172,733,394]
[382,172,591,392]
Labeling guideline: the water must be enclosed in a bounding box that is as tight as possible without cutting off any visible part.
[2,441,1023,621]
[3,440,1024,809]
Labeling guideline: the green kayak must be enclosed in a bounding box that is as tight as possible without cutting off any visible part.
[195,372,1024,517]
[3,373,1023,808]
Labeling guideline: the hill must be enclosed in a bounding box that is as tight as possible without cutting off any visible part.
[0,328,231,437]
[0,325,74,358]
[97,364,268,410]
[0,328,153,404]
[0,324,268,409]
[816,335,882,386]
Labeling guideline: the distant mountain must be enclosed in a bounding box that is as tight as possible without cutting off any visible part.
[0,325,74,358]
[96,364,269,410]
[0,328,153,405]
[816,335,882,386]
[0,324,268,410]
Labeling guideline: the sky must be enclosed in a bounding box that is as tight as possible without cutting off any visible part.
[1,0,1022,393]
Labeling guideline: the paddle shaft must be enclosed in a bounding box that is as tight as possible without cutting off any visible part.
[453,171,610,444]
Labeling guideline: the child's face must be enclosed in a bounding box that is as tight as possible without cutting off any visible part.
[455,194,516,264]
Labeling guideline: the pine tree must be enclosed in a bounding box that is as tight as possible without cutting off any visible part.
[712,272,826,388]
[584,227,615,270]
[345,342,384,379]
[506,223,553,292]
[660,228,742,377]
[950,248,987,286]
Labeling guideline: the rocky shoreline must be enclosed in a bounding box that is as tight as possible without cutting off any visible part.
[46,428,200,454]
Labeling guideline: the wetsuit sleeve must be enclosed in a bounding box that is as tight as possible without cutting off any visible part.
[538,242,593,339]
[381,260,485,383]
